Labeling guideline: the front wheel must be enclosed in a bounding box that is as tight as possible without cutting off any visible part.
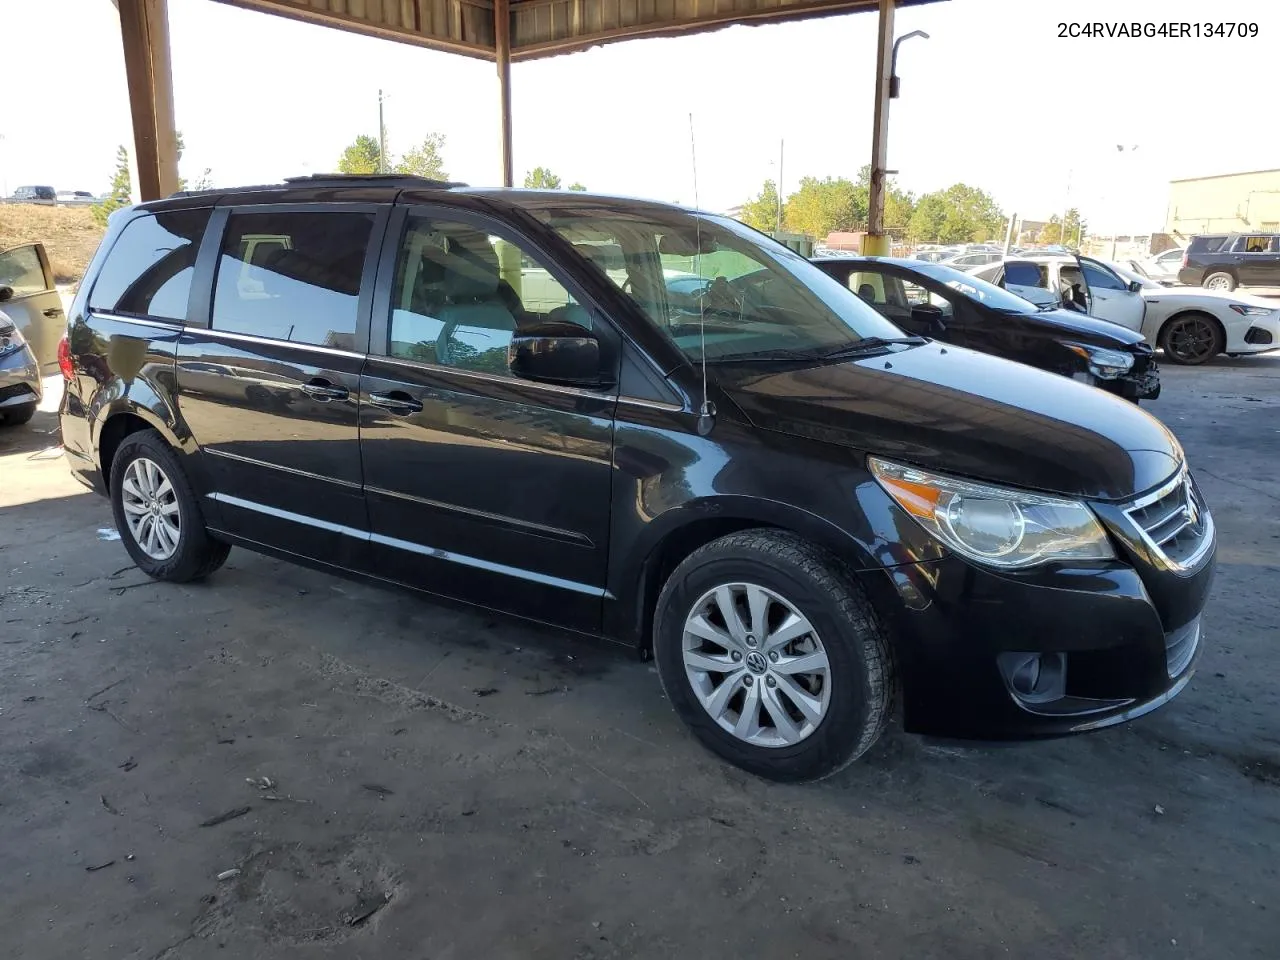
[1161,313,1224,365]
[109,429,230,581]
[654,530,894,782]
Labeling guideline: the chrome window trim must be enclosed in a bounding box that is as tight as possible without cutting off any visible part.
[91,311,184,332]
[616,396,685,413]
[370,352,617,401]
[188,327,366,359]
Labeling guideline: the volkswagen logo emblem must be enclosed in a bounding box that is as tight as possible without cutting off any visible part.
[745,651,768,674]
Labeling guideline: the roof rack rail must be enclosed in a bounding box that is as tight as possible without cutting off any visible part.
[282,173,467,189]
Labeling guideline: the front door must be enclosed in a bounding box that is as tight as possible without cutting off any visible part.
[1078,257,1144,331]
[1236,235,1279,285]
[176,205,385,567]
[0,242,65,372]
[359,208,616,632]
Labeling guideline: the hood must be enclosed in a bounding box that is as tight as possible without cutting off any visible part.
[1143,287,1280,310]
[718,343,1181,501]
[1018,307,1145,346]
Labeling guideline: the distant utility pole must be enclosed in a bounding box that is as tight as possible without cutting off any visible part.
[1003,212,1017,255]
[776,140,784,234]
[378,89,388,174]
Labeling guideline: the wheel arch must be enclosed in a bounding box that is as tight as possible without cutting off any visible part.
[1156,309,1226,360]
[95,403,183,493]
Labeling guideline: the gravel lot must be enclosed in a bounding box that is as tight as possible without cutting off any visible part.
[2,356,1278,960]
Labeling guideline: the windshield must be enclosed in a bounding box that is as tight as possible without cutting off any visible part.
[907,260,1041,313]
[530,207,904,361]
[1110,262,1162,290]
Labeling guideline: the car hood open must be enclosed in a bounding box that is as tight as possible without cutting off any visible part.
[717,342,1181,501]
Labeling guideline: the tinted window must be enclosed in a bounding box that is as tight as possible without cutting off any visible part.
[387,216,586,373]
[1005,261,1047,287]
[0,245,48,297]
[1189,235,1228,253]
[89,209,211,320]
[212,211,373,350]
[1080,259,1125,290]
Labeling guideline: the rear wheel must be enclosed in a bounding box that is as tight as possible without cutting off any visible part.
[1161,312,1224,365]
[654,530,893,782]
[109,430,230,581]
[0,402,37,426]
[1202,271,1236,292]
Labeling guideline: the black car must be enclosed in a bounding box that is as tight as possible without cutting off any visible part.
[11,185,57,204]
[812,256,1160,402]
[60,175,1215,781]
[1177,232,1280,292]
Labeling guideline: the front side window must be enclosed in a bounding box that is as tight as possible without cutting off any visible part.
[89,209,210,320]
[387,216,587,373]
[0,245,49,298]
[211,211,373,349]
[845,270,913,324]
[1080,259,1125,291]
[530,207,902,362]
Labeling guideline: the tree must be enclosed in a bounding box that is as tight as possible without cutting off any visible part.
[396,133,448,180]
[338,134,382,175]
[92,146,133,227]
[568,182,587,192]
[1039,208,1085,246]
[523,166,562,189]
[783,176,866,238]
[907,193,948,241]
[737,180,782,231]
[907,183,1004,243]
[174,130,212,193]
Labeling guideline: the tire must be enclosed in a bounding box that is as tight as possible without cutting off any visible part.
[1160,312,1224,366]
[0,402,37,426]
[108,429,230,582]
[1202,270,1236,293]
[653,530,893,782]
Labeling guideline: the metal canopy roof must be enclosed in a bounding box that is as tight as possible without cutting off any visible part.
[214,0,939,61]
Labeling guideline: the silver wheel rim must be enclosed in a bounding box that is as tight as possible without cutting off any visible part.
[1205,275,1230,291]
[682,582,831,748]
[120,457,181,561]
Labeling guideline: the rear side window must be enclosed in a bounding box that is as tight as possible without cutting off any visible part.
[1005,261,1047,287]
[1189,235,1228,253]
[0,245,49,297]
[89,209,211,321]
[211,211,373,350]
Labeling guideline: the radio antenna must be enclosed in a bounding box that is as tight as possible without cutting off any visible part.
[689,112,716,437]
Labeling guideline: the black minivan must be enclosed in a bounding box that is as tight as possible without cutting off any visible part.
[60,175,1216,781]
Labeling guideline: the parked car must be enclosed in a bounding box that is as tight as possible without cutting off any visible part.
[10,185,57,205]
[1107,261,1280,364]
[1177,232,1280,291]
[1135,248,1185,284]
[812,256,1159,401]
[938,251,1004,269]
[61,174,1214,781]
[0,308,43,426]
[56,190,96,206]
[969,255,1147,331]
[0,242,66,373]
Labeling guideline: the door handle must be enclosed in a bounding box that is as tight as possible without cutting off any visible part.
[43,307,63,317]
[300,378,350,402]
[368,390,424,415]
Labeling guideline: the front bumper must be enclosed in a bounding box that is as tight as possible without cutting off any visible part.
[873,477,1215,740]
[0,346,42,409]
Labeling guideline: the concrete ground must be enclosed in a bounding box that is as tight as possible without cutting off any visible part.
[2,357,1278,960]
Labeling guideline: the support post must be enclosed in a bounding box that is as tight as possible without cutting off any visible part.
[864,0,895,256]
[117,0,179,201]
[495,0,513,188]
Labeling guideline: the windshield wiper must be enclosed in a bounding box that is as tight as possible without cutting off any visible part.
[706,347,831,363]
[818,336,928,359]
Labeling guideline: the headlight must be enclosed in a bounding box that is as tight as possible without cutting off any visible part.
[1064,343,1134,380]
[0,323,24,359]
[869,457,1115,569]
[1228,304,1274,317]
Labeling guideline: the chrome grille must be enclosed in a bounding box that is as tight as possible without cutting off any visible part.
[1164,617,1201,678]
[1124,469,1213,571]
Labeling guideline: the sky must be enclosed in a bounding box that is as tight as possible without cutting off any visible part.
[3,0,1278,234]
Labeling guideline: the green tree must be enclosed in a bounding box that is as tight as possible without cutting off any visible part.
[523,166,562,189]
[92,146,133,226]
[907,183,1004,243]
[1040,208,1086,246]
[907,193,948,241]
[568,182,587,192]
[737,180,782,231]
[783,176,866,238]
[396,133,448,180]
[338,134,382,175]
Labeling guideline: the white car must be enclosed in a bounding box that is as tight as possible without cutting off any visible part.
[969,255,1147,332]
[1109,262,1280,364]
[1136,248,1185,283]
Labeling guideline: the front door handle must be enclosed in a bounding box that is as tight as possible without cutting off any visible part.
[300,378,350,402]
[368,390,424,415]
[43,307,63,317]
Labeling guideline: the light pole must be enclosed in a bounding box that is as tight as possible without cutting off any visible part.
[378,89,389,174]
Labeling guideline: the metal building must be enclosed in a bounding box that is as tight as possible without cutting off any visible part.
[1165,168,1280,238]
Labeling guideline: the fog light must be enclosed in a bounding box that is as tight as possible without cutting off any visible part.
[998,652,1067,704]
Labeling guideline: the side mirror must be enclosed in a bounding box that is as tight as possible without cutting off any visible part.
[1128,279,1144,293]
[0,286,13,303]
[910,302,947,336]
[508,321,608,388]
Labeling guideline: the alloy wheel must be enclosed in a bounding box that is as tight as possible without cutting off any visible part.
[1166,317,1217,364]
[682,582,831,748]
[120,457,181,560]
[1204,275,1231,291]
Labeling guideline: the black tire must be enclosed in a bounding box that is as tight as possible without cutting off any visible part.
[1160,312,1224,366]
[654,530,893,782]
[0,402,37,426]
[1202,270,1236,293]
[108,429,230,582]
